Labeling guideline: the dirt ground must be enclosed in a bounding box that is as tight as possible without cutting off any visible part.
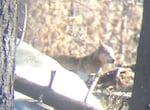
[17,0,143,109]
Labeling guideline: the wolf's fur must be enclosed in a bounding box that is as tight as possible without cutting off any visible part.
[53,42,115,74]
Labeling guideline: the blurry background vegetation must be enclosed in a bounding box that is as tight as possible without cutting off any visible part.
[17,0,143,109]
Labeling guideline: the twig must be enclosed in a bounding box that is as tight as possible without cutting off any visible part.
[16,3,27,46]
[84,68,102,102]
[49,70,56,90]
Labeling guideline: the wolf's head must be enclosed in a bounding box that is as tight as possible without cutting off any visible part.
[94,41,116,66]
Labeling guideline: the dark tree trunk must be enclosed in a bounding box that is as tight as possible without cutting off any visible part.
[129,0,150,110]
[0,0,17,110]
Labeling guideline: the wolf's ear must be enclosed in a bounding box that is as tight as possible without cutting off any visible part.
[99,39,105,48]
[98,40,116,63]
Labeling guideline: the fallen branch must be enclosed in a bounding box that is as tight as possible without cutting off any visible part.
[14,75,100,110]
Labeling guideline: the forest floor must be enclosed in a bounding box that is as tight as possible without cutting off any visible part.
[18,0,143,109]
